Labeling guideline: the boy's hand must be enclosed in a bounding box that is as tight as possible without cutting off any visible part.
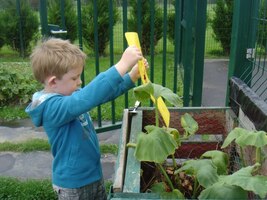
[129,58,149,82]
[115,46,143,76]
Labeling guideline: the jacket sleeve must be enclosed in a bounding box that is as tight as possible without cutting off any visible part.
[44,66,135,126]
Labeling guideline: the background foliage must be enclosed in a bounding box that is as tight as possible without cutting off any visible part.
[128,0,163,55]
[82,0,119,56]
[0,0,39,56]
[0,62,41,107]
[211,0,233,55]
[47,0,77,42]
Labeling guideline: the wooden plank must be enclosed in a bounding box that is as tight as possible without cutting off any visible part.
[181,134,223,143]
[123,110,142,193]
[113,109,130,192]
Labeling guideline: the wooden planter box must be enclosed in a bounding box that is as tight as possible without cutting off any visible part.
[109,107,237,199]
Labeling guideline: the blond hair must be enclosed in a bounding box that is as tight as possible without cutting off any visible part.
[30,38,87,83]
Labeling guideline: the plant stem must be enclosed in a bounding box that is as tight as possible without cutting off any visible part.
[126,143,136,148]
[171,154,177,169]
[192,176,199,199]
[256,147,261,164]
[156,163,174,191]
[239,146,246,167]
[155,98,159,127]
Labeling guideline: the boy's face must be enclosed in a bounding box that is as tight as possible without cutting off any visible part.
[54,64,83,96]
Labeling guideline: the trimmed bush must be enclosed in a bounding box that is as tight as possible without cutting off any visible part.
[0,0,39,56]
[47,0,77,42]
[211,0,233,55]
[128,0,163,55]
[81,0,119,56]
[0,62,42,106]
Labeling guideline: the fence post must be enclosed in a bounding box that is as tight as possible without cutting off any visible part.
[226,0,259,105]
[39,0,48,37]
[182,0,195,106]
[92,0,102,127]
[162,0,168,87]
[16,0,24,57]
[192,0,207,106]
[173,0,182,94]
[76,0,84,87]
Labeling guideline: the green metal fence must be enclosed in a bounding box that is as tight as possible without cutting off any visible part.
[6,0,210,132]
[228,0,267,104]
[36,0,208,132]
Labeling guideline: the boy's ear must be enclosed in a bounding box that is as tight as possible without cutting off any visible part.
[47,76,57,88]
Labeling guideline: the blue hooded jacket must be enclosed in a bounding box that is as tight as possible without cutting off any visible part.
[25,66,135,188]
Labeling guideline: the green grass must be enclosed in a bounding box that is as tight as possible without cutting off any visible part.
[0,105,29,121]
[0,138,118,154]
[0,139,50,152]
[0,176,113,199]
[0,177,57,200]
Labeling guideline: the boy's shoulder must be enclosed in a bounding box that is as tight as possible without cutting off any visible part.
[31,91,60,109]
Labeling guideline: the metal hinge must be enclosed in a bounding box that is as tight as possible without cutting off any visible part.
[246,48,255,59]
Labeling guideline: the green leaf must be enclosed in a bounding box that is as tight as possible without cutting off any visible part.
[222,127,267,148]
[181,113,198,136]
[134,125,178,163]
[150,183,185,199]
[153,83,181,107]
[236,130,267,148]
[201,134,210,141]
[161,189,185,199]
[165,127,181,146]
[199,182,248,200]
[221,127,246,148]
[150,182,166,193]
[201,150,229,175]
[133,82,154,101]
[221,163,267,198]
[133,82,181,107]
[175,159,219,188]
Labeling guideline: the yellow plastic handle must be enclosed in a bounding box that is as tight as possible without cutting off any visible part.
[125,32,170,127]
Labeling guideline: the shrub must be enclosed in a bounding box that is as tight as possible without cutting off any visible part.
[128,0,163,55]
[47,0,77,42]
[0,0,39,56]
[0,16,5,49]
[167,9,175,44]
[0,62,42,106]
[211,0,233,55]
[81,0,119,56]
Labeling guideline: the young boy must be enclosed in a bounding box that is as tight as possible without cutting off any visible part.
[25,38,146,199]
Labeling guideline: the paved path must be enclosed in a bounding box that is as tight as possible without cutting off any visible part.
[0,59,228,182]
[0,122,120,181]
[202,59,229,107]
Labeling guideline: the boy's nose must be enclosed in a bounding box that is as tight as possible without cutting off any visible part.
[78,78,82,86]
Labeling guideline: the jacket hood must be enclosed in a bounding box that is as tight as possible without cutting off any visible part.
[25,91,58,127]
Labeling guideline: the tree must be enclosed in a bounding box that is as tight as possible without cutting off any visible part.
[128,0,163,55]
[81,0,119,56]
[211,0,233,55]
[0,0,39,55]
[48,0,77,42]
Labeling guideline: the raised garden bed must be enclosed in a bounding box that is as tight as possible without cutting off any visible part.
[110,107,237,199]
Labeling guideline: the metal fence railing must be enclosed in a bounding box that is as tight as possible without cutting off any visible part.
[244,0,267,102]
[1,0,240,132]
[229,0,267,104]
